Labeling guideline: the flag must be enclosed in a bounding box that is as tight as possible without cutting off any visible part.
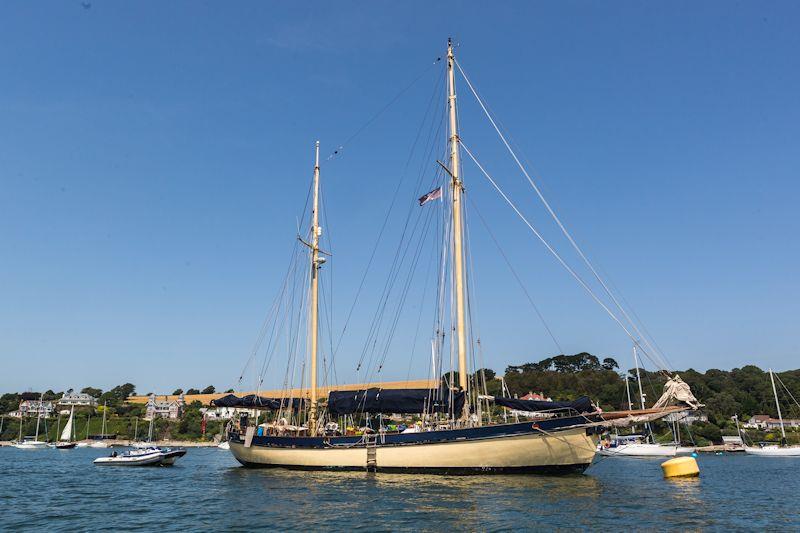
[418,187,442,206]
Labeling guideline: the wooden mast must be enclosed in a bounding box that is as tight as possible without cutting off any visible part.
[308,141,322,435]
[447,38,469,405]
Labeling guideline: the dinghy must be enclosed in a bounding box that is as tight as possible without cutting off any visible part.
[94,448,164,466]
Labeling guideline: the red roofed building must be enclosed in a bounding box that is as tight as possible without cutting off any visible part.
[520,392,552,402]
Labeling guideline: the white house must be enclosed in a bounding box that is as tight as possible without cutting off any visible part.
[743,414,800,430]
[663,412,709,424]
[17,400,55,418]
[200,406,258,420]
[58,391,98,408]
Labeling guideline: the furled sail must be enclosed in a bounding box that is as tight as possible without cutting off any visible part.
[211,394,305,411]
[652,375,702,410]
[327,388,466,416]
[492,396,595,414]
[60,407,74,441]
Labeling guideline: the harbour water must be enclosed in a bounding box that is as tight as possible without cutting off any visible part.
[1,447,797,530]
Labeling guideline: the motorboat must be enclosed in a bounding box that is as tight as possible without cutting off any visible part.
[217,441,230,450]
[93,446,186,466]
[158,448,187,465]
[94,448,164,466]
[89,440,110,448]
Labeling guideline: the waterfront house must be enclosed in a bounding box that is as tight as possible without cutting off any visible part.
[744,414,800,430]
[520,392,552,401]
[145,393,186,420]
[663,412,709,424]
[57,391,98,408]
[200,406,259,420]
[17,400,55,418]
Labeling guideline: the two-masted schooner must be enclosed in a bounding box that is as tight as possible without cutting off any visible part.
[218,39,692,474]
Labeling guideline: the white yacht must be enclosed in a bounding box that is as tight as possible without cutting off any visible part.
[741,370,800,457]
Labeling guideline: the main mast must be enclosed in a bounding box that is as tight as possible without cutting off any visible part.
[308,141,322,436]
[769,368,786,442]
[447,38,469,401]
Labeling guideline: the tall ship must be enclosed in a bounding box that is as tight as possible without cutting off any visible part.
[219,39,694,474]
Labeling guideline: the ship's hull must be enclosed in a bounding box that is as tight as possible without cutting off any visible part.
[228,421,597,475]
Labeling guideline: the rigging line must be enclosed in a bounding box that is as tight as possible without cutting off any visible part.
[355,158,445,373]
[460,141,666,373]
[774,372,800,412]
[467,194,564,354]
[362,204,434,381]
[592,261,673,370]
[324,57,443,162]
[373,205,437,375]
[455,59,671,372]
[238,240,300,388]
[405,230,439,383]
[330,64,445,364]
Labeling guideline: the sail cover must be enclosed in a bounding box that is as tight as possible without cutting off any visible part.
[327,388,465,416]
[211,394,304,410]
[493,396,595,414]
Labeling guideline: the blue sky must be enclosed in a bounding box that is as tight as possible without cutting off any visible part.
[1,2,798,394]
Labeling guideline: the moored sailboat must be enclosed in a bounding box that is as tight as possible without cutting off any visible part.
[222,39,694,474]
[51,405,78,449]
[13,394,49,450]
[741,369,800,456]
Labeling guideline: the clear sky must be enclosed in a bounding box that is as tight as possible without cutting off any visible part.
[1,2,798,394]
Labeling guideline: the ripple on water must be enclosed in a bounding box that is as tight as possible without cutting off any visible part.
[0,448,798,530]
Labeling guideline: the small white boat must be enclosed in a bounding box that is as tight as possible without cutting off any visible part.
[217,441,230,450]
[13,438,49,450]
[75,441,90,448]
[597,435,678,457]
[89,440,110,448]
[93,447,186,466]
[94,449,164,466]
[675,446,696,455]
[744,444,800,456]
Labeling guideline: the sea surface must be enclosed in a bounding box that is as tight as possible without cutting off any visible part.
[0,446,797,531]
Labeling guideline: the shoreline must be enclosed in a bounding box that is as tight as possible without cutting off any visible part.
[0,439,219,448]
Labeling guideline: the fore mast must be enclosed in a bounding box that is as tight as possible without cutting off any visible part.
[447,38,469,417]
[308,141,322,435]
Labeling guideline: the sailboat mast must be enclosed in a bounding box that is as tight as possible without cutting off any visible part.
[769,368,786,441]
[34,394,42,441]
[447,38,469,398]
[633,346,652,442]
[633,347,646,410]
[625,374,633,411]
[308,140,322,436]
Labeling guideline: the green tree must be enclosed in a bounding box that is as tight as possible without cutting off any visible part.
[81,387,103,398]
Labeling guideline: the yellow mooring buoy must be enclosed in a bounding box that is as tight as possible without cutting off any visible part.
[661,456,700,478]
